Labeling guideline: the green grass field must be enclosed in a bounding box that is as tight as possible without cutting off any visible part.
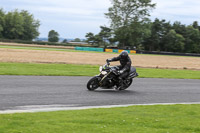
[0,62,200,79]
[0,104,200,133]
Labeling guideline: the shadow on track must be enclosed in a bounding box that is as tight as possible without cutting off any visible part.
[89,90,141,96]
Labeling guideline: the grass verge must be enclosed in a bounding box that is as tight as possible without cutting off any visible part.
[0,104,200,133]
[0,62,98,76]
[0,62,200,79]
[0,45,77,52]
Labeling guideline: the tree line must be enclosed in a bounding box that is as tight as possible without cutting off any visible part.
[1,0,200,54]
[0,8,40,40]
[0,8,84,43]
[143,19,200,53]
[85,0,200,54]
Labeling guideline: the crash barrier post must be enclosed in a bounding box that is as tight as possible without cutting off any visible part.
[75,47,104,52]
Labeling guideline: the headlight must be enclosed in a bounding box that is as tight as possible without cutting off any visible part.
[101,71,107,75]
[99,66,107,75]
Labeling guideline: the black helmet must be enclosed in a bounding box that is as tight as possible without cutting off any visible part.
[119,50,128,59]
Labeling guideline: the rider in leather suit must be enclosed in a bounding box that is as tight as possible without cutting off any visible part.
[106,50,132,90]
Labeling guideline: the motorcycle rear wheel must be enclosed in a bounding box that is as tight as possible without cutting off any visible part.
[120,78,133,90]
[87,76,100,91]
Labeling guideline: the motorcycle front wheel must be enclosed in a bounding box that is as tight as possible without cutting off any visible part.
[87,76,100,91]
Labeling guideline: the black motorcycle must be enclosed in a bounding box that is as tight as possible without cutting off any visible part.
[87,62,138,91]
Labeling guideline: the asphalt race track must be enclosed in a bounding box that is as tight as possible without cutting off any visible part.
[0,76,200,113]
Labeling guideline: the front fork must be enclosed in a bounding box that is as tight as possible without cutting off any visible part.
[98,72,111,86]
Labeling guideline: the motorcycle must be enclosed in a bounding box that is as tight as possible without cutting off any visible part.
[87,62,138,91]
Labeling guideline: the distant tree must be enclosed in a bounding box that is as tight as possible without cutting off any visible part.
[3,10,24,39]
[172,21,187,36]
[192,21,200,30]
[74,38,81,42]
[98,26,112,48]
[172,21,200,53]
[105,0,156,47]
[62,39,67,43]
[162,29,185,52]
[144,18,171,51]
[105,0,156,29]
[0,8,5,38]
[94,34,103,47]
[85,32,96,45]
[124,19,151,49]
[184,26,200,53]
[48,30,59,42]
[0,9,40,40]
[19,10,40,40]
[86,27,113,47]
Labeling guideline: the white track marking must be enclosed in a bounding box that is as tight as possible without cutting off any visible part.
[0,102,200,114]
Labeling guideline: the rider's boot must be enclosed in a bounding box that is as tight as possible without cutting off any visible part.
[116,77,123,91]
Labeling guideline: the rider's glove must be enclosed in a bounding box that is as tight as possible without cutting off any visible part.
[106,59,112,63]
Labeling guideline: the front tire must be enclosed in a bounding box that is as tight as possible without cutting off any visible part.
[87,76,100,91]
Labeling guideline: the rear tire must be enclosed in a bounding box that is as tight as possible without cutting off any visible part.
[120,78,133,90]
[87,76,100,91]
